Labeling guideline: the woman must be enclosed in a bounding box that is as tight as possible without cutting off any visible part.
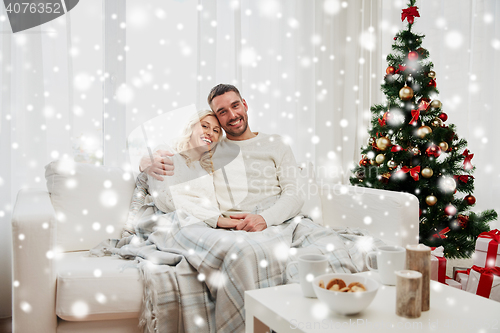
[148,109,222,228]
[124,110,237,235]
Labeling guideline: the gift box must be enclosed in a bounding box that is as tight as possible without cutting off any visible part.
[430,246,447,284]
[472,229,500,268]
[455,272,470,290]
[464,265,500,302]
[445,278,462,290]
[453,267,470,290]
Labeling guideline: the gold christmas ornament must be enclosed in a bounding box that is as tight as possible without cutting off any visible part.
[421,167,434,178]
[376,137,392,151]
[368,137,375,145]
[370,159,377,166]
[409,146,420,155]
[399,85,414,101]
[439,142,449,151]
[430,100,442,109]
[425,195,438,206]
[431,118,443,127]
[375,154,386,164]
[387,160,397,169]
[428,71,436,79]
[417,125,432,138]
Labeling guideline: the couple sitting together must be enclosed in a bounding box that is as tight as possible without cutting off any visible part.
[94,84,383,333]
[137,83,303,233]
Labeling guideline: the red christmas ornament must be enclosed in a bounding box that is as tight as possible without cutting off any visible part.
[457,214,469,228]
[394,37,397,40]
[391,145,403,152]
[386,66,395,75]
[359,158,369,167]
[428,78,437,87]
[444,205,457,216]
[408,51,419,60]
[464,195,476,205]
[438,113,448,122]
[426,145,442,158]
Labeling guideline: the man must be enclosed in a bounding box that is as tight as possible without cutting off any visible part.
[140,84,304,232]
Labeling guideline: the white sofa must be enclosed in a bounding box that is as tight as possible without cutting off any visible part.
[11,160,419,333]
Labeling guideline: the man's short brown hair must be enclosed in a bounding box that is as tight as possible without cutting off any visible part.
[207,84,242,106]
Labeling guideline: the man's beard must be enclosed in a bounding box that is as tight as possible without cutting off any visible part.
[224,117,248,138]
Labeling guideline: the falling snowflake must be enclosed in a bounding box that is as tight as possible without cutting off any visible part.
[445,31,463,49]
[71,301,89,319]
[95,293,107,304]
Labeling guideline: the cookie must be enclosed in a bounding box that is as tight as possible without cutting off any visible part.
[319,280,325,289]
[326,278,346,290]
[348,282,367,291]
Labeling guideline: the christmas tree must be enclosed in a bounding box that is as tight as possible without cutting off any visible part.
[350,0,497,259]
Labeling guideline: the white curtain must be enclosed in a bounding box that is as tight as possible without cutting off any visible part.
[194,0,381,183]
[0,4,100,317]
[1,0,499,318]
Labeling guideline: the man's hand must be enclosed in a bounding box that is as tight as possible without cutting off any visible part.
[139,150,174,181]
[230,213,267,232]
[217,216,243,229]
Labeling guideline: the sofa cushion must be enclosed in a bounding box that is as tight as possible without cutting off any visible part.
[57,318,141,333]
[56,252,143,321]
[45,159,135,251]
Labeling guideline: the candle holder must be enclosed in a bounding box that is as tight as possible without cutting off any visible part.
[405,244,431,311]
[395,270,422,318]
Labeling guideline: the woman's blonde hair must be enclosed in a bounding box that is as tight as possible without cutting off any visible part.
[175,110,221,173]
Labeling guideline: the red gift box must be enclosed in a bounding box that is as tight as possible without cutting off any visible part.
[472,229,500,268]
[465,265,500,301]
[430,246,447,284]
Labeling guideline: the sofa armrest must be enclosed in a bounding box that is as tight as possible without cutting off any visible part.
[320,185,419,247]
[12,189,57,333]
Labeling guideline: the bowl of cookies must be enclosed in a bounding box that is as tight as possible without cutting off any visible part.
[312,273,379,315]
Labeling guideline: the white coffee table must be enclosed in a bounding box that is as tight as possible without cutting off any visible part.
[245,271,500,333]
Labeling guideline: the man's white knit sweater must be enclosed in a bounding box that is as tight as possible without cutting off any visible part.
[212,132,304,227]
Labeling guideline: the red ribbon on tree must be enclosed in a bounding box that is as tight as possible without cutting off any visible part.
[478,230,500,268]
[378,112,389,127]
[462,149,474,170]
[432,227,450,239]
[453,175,474,183]
[395,64,407,74]
[391,145,404,152]
[470,265,500,298]
[399,165,421,181]
[409,109,420,125]
[401,6,420,24]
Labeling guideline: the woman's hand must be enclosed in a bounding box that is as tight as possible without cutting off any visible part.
[139,150,174,181]
[217,216,242,229]
[230,213,267,232]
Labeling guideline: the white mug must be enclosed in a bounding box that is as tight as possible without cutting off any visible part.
[365,245,406,285]
[286,254,329,298]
